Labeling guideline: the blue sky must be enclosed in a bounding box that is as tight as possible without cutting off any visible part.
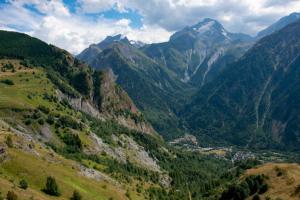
[0,0,299,54]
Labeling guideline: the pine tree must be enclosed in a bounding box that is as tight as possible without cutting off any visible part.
[70,190,82,200]
[5,135,13,148]
[43,176,60,196]
[19,179,28,190]
[6,191,18,200]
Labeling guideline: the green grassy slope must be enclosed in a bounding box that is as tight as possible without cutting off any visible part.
[0,129,130,200]
[0,59,157,200]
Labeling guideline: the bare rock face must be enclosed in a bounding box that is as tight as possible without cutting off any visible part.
[56,90,105,120]
[170,134,198,146]
[79,164,119,185]
[89,133,161,172]
[56,69,156,136]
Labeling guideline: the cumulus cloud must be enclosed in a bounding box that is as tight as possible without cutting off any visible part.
[0,0,299,54]
[78,0,300,33]
[128,0,300,34]
[0,0,171,54]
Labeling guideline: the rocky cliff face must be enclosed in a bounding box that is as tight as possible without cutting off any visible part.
[56,68,155,135]
[143,18,254,86]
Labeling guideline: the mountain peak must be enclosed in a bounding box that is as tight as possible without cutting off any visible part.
[103,34,128,42]
[97,34,130,48]
[289,12,300,18]
[169,18,233,44]
[191,18,224,33]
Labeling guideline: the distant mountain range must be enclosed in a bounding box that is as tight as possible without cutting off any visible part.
[183,19,300,150]
[77,13,300,150]
[257,12,300,38]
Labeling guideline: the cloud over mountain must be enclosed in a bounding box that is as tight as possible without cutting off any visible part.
[0,0,299,54]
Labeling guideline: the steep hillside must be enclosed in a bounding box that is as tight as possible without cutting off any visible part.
[0,30,154,135]
[183,19,300,150]
[0,64,161,199]
[245,163,300,200]
[0,127,129,200]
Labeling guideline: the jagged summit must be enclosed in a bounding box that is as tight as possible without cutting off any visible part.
[96,34,130,50]
[170,18,252,43]
[191,18,224,33]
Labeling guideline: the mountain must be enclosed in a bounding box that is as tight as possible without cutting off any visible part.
[77,34,130,63]
[77,35,193,139]
[77,18,254,139]
[143,18,254,86]
[0,31,154,135]
[0,30,239,200]
[257,12,300,38]
[182,19,300,150]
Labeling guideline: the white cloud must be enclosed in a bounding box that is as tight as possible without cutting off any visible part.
[0,0,300,55]
[76,0,127,13]
[0,0,171,54]
[32,15,171,54]
[122,0,300,34]
[77,0,300,34]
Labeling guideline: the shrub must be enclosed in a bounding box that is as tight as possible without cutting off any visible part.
[38,118,45,125]
[274,167,285,177]
[60,115,80,129]
[258,183,268,194]
[43,176,60,196]
[0,79,14,85]
[220,184,249,200]
[293,184,300,196]
[70,190,82,200]
[38,105,50,114]
[5,135,13,148]
[3,63,14,70]
[32,110,41,119]
[46,115,55,125]
[252,194,260,200]
[19,179,28,190]
[6,191,18,200]
[24,119,32,125]
[20,60,30,68]
[62,133,82,153]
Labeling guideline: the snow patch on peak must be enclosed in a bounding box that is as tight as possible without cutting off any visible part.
[130,40,146,48]
[221,29,230,40]
[193,21,216,34]
[120,34,127,40]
